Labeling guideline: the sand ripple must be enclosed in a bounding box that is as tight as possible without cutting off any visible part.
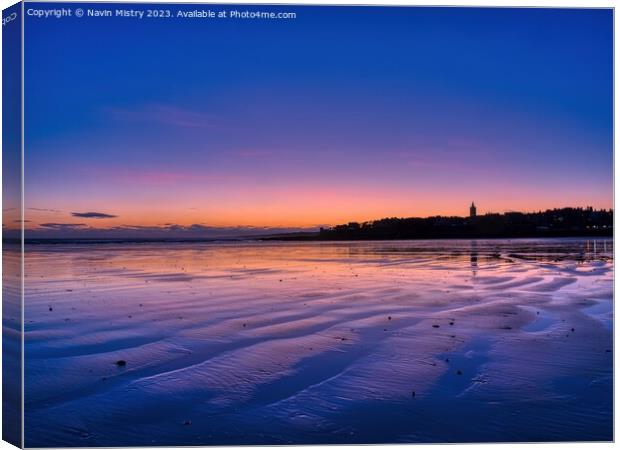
[24,238,613,445]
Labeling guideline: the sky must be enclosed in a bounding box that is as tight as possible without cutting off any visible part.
[20,4,613,238]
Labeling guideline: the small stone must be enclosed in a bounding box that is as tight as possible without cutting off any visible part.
[49,307,53,311]
[388,316,392,321]
[432,324,440,328]
[243,323,247,327]
[115,360,127,367]
[456,370,462,375]
[571,328,575,332]
[449,322,454,326]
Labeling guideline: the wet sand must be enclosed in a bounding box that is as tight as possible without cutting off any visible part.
[23,238,613,446]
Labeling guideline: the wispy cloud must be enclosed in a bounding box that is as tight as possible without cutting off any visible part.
[81,167,248,186]
[28,207,62,213]
[233,148,277,158]
[105,104,219,129]
[71,211,118,219]
[39,223,87,230]
[26,223,318,239]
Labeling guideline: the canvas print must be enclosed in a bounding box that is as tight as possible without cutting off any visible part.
[2,2,614,447]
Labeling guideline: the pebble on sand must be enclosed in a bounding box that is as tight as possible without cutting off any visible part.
[456,370,463,375]
[115,360,127,367]
[432,324,440,328]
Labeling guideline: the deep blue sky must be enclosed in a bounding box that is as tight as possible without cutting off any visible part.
[21,4,613,235]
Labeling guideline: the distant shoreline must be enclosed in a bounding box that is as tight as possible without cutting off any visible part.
[266,230,614,242]
[3,232,613,246]
[6,207,612,244]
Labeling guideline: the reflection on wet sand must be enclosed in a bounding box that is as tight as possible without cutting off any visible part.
[470,240,478,276]
[24,238,612,446]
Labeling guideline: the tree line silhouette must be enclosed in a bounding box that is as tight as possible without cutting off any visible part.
[317,207,612,240]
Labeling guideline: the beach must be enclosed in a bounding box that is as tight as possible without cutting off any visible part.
[23,238,613,445]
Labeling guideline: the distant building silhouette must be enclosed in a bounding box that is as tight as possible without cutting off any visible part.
[317,206,613,241]
[470,202,477,218]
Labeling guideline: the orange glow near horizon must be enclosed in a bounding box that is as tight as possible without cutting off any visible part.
[19,187,613,231]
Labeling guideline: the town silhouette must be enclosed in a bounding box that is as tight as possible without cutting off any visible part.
[311,204,612,240]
